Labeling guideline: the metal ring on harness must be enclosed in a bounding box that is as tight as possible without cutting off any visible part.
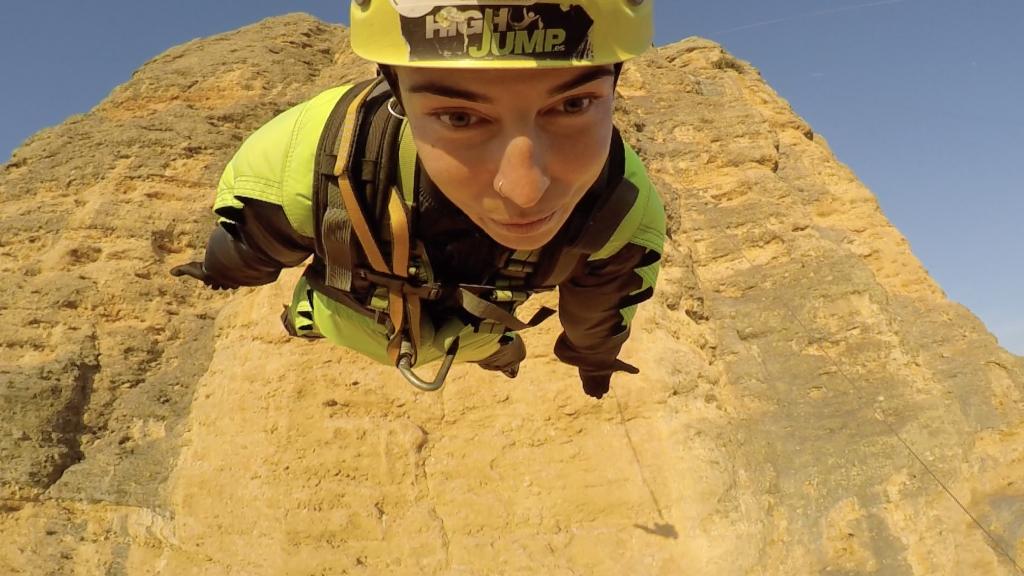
[396,336,460,392]
[386,97,406,120]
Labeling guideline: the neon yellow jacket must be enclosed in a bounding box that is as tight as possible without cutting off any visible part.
[206,83,665,374]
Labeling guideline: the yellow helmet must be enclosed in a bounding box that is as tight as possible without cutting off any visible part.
[350,0,653,68]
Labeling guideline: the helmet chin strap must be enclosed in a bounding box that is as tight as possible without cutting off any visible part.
[378,64,403,107]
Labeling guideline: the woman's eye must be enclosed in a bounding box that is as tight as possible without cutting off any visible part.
[437,111,481,128]
[559,96,595,115]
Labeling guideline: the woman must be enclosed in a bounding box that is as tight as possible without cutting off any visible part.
[171,0,664,399]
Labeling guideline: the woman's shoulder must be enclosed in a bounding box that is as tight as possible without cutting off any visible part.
[588,137,666,260]
[214,84,360,237]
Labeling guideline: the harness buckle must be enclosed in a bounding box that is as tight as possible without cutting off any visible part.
[421,284,443,301]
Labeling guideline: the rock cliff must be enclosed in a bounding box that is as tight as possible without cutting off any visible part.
[2,13,1022,576]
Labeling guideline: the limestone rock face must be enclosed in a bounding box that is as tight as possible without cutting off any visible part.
[2,14,1022,576]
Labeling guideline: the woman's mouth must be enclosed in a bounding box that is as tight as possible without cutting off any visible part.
[488,211,557,236]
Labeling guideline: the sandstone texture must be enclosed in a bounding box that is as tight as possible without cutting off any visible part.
[1,13,1022,576]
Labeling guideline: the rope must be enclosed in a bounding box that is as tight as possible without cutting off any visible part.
[613,393,679,539]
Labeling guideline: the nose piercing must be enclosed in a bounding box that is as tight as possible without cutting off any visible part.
[496,179,505,197]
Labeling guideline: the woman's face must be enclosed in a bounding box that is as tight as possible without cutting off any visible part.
[396,65,616,250]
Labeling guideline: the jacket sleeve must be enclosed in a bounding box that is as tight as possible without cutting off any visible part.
[200,86,355,287]
[203,199,314,287]
[553,139,665,375]
[553,243,661,375]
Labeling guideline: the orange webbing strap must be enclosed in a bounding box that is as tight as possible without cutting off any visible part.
[387,188,411,283]
[405,296,424,364]
[385,187,416,363]
[406,240,429,364]
[385,291,405,362]
[332,81,373,178]
[333,82,390,274]
[339,181,390,274]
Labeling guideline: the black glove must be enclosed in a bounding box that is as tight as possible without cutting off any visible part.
[169,261,239,291]
[579,360,640,399]
[580,372,612,399]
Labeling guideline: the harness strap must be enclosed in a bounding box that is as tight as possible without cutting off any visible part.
[336,152,390,274]
[406,292,424,365]
[501,250,539,278]
[358,269,443,300]
[397,120,418,205]
[457,288,556,332]
[565,129,636,253]
[395,121,420,363]
[316,79,378,291]
[364,101,404,227]
[525,130,635,288]
[322,207,356,290]
[385,187,413,362]
[387,190,411,283]
[572,178,641,254]
[303,268,388,326]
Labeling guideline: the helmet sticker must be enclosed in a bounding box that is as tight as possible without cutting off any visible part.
[398,3,595,62]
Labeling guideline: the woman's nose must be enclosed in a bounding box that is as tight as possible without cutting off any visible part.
[493,135,550,209]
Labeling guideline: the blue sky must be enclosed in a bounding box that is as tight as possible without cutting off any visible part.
[2,1,1021,355]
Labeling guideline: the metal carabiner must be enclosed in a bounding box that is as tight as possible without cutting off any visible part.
[396,337,460,392]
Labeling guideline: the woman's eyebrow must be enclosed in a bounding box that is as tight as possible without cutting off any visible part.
[406,67,614,103]
[407,82,493,103]
[547,68,615,96]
